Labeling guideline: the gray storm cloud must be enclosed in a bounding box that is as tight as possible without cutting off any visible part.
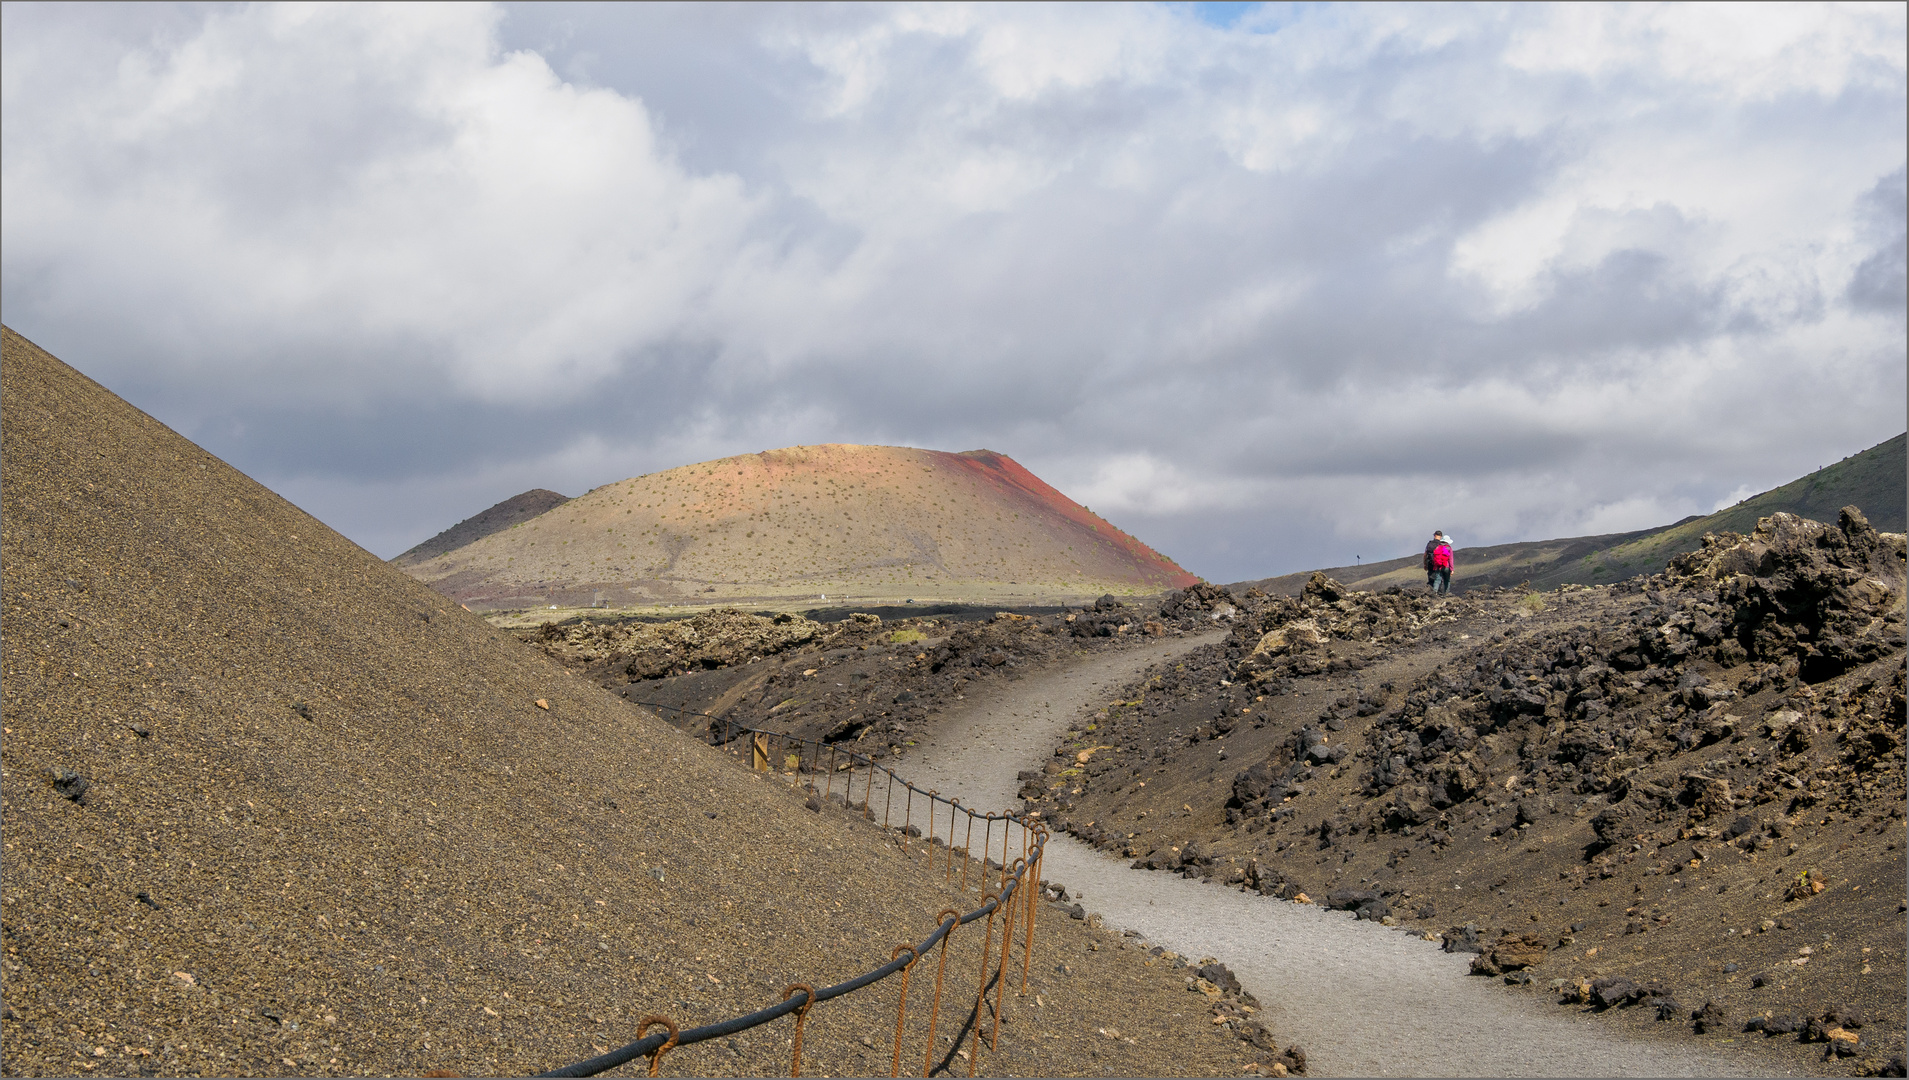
[2,1,1902,578]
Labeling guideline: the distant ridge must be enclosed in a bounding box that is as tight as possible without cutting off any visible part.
[392,488,570,566]
[395,443,1198,609]
[1239,432,1907,596]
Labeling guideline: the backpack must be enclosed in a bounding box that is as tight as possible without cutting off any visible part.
[1432,544,1453,570]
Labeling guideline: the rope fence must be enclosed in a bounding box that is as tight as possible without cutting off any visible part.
[537,717,1048,1078]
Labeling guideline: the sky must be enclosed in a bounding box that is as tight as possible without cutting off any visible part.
[3,2,1904,582]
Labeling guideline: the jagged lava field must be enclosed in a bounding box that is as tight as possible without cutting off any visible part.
[1028,516,1908,1076]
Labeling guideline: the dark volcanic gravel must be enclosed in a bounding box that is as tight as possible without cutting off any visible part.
[0,327,1259,1078]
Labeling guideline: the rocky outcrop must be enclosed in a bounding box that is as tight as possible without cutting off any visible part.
[1658,508,1906,681]
[1232,574,1452,684]
[535,608,829,679]
[1354,510,1906,837]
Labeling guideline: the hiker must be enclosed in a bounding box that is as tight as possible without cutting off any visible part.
[1424,531,1454,595]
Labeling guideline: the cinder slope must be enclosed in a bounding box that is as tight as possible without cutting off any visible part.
[1242,432,1907,596]
[399,444,1198,609]
[0,327,913,1075]
[391,488,571,567]
[0,327,1260,1079]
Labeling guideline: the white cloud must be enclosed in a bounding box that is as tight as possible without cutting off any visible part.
[1711,484,1764,513]
[3,3,759,406]
[1068,452,1256,516]
[1,1,1902,576]
[1502,2,1907,101]
[1570,494,1700,537]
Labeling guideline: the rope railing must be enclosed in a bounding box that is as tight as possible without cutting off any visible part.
[537,718,1047,1078]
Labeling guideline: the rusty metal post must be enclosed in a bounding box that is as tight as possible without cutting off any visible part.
[903,785,913,840]
[634,1015,679,1077]
[884,768,895,828]
[969,893,1000,1077]
[971,815,984,883]
[926,792,938,850]
[922,909,960,1078]
[1022,832,1041,991]
[979,814,994,884]
[889,945,918,1078]
[960,812,976,891]
[784,983,816,1077]
[826,746,838,799]
[999,818,1010,891]
[1004,828,1015,894]
[949,801,961,877]
[944,800,959,884]
[992,861,1024,1051]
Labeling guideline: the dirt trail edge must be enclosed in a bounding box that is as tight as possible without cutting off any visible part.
[901,632,1764,1078]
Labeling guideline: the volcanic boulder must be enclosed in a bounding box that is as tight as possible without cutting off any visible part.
[1469,932,1547,976]
[537,607,825,679]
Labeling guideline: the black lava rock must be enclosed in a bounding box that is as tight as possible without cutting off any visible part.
[50,767,89,802]
[1441,924,1484,954]
[1691,1001,1728,1034]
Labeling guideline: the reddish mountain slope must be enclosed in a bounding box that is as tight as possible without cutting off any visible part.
[398,444,1197,608]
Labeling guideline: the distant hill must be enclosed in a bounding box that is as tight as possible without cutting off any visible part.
[1239,432,1906,596]
[396,444,1199,609]
[391,487,570,566]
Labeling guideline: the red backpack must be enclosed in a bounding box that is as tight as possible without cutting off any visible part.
[1432,543,1453,570]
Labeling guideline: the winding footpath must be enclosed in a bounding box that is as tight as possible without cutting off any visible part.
[898,633,1767,1078]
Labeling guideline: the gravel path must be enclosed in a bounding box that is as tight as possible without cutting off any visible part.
[899,634,1764,1078]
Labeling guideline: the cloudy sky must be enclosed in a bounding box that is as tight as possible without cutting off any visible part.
[4,2,1904,581]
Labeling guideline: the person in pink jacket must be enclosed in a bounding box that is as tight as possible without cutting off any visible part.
[1423,531,1453,595]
